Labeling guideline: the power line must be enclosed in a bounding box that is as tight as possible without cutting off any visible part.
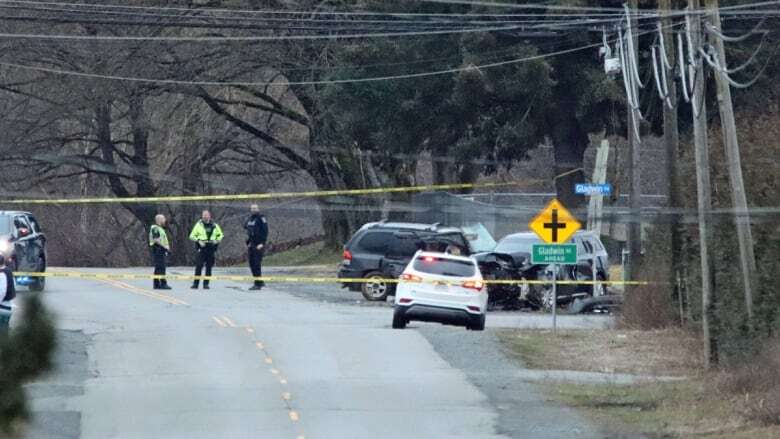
[0,0,629,18]
[418,0,639,13]
[0,23,536,41]
[1,0,777,21]
[0,39,608,87]
[420,0,780,15]
[0,24,677,87]
[0,3,653,33]
[0,3,594,26]
[0,2,643,22]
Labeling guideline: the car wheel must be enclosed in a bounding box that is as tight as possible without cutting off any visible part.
[469,314,486,331]
[392,307,407,329]
[29,258,46,292]
[361,271,389,301]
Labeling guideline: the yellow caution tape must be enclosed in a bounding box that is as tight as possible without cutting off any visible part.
[4,181,518,205]
[14,271,654,286]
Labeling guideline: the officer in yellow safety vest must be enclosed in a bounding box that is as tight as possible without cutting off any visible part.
[149,214,172,290]
[189,210,224,290]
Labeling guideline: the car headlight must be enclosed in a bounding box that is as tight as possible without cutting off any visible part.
[0,241,10,253]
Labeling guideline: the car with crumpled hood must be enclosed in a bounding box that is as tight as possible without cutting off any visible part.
[0,211,47,291]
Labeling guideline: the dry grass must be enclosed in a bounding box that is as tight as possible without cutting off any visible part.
[714,340,780,426]
[547,379,780,439]
[497,330,780,437]
[619,263,678,330]
[497,328,700,376]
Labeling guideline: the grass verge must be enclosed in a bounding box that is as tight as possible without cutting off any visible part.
[263,241,342,267]
[497,329,780,438]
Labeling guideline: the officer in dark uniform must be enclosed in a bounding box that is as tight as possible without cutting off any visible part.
[245,204,268,291]
[149,214,172,290]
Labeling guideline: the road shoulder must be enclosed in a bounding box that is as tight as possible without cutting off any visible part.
[419,326,601,438]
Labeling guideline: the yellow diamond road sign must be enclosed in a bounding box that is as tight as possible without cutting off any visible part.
[529,199,581,244]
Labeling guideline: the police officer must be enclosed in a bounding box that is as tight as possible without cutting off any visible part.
[149,214,172,290]
[245,204,268,291]
[189,210,224,290]
[0,255,15,331]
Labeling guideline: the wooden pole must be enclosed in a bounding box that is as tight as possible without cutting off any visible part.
[660,0,683,310]
[704,0,757,321]
[626,0,642,294]
[689,0,717,368]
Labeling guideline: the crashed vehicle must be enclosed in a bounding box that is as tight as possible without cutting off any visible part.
[339,222,493,301]
[473,231,613,311]
[0,211,47,291]
[340,222,614,312]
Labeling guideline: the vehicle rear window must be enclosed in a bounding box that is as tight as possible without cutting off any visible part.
[413,256,476,277]
[387,237,421,258]
[356,231,393,253]
[0,216,9,234]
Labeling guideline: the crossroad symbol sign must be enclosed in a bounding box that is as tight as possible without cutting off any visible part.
[529,199,581,244]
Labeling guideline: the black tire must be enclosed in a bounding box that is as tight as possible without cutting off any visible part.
[361,271,390,302]
[468,314,486,331]
[29,258,46,292]
[392,307,407,329]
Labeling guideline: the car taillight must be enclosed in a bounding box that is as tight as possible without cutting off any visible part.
[343,249,352,261]
[462,280,485,292]
[399,298,412,304]
[401,273,422,282]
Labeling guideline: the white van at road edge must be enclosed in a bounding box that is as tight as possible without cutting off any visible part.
[392,251,487,331]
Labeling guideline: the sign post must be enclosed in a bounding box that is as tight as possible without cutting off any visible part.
[551,264,557,332]
[529,199,581,334]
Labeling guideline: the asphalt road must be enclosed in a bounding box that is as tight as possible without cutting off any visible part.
[19,268,611,439]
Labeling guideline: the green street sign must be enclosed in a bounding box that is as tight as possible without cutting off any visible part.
[531,244,577,264]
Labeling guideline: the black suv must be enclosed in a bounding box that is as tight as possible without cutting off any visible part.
[339,222,493,301]
[0,211,47,291]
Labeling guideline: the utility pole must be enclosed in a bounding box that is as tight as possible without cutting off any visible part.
[704,0,757,321]
[626,0,642,293]
[587,139,610,233]
[689,0,717,368]
[659,0,683,303]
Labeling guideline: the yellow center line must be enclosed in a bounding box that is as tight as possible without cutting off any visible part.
[270,368,279,375]
[256,342,264,349]
[288,411,300,422]
[245,327,254,334]
[265,357,274,364]
[212,316,227,327]
[279,378,288,385]
[102,278,188,305]
[282,392,291,401]
[222,316,237,327]
[98,278,188,306]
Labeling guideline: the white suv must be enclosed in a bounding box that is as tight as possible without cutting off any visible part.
[392,251,487,331]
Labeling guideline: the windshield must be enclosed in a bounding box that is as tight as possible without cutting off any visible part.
[413,256,476,277]
[0,216,10,234]
[494,234,541,254]
[461,223,497,253]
